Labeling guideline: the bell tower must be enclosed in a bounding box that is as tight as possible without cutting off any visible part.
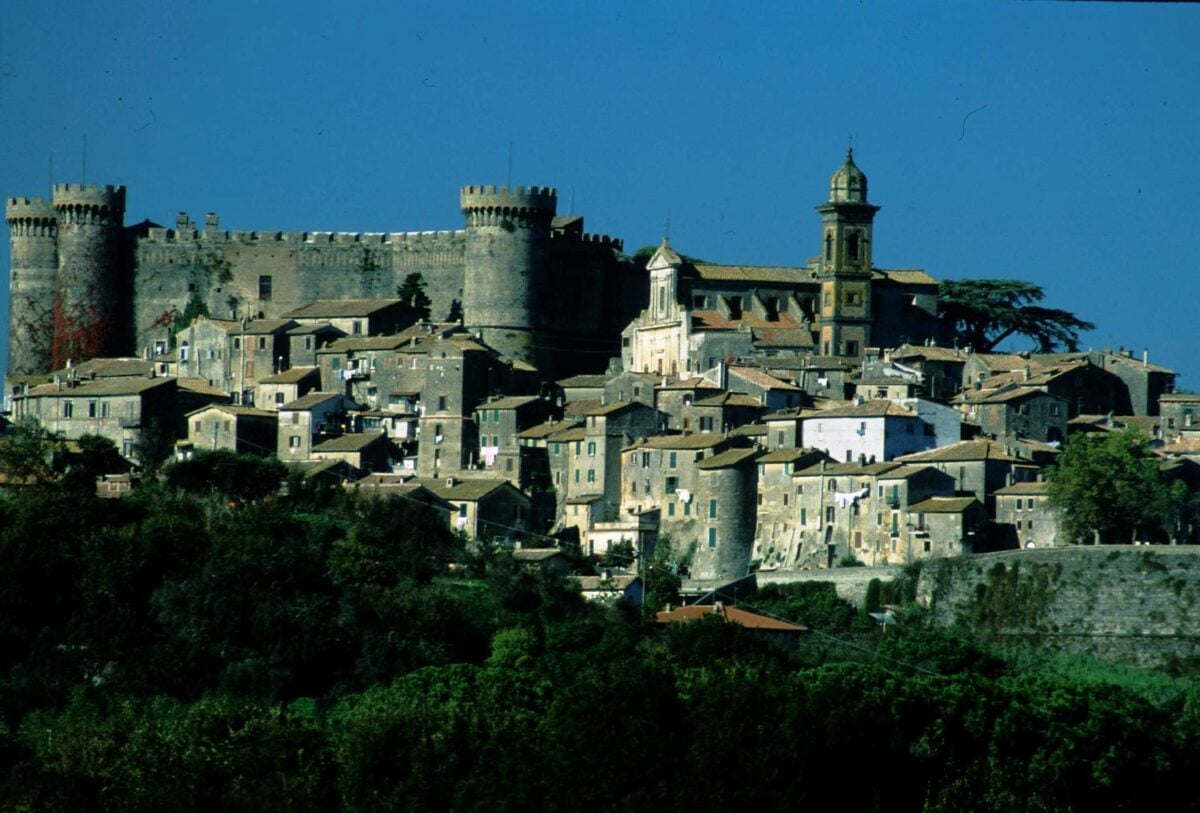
[816,148,879,358]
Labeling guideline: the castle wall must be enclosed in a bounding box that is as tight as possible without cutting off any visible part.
[133,228,467,354]
[6,198,58,375]
[52,184,128,366]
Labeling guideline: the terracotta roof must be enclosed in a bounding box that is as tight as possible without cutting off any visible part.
[875,268,937,286]
[51,357,154,379]
[414,477,517,501]
[690,264,817,284]
[557,374,613,388]
[794,461,903,477]
[548,426,587,442]
[21,376,173,398]
[286,321,341,335]
[478,395,543,411]
[186,404,276,419]
[517,420,580,440]
[696,448,762,470]
[995,481,1052,496]
[728,366,801,391]
[907,496,981,513]
[896,439,1026,464]
[757,448,828,464]
[693,392,763,408]
[627,433,726,451]
[729,424,768,438]
[810,399,915,419]
[324,335,412,352]
[657,377,722,391]
[583,401,644,417]
[655,603,807,632]
[281,391,354,411]
[563,400,602,417]
[313,432,389,452]
[177,378,230,397]
[241,318,297,335]
[888,344,969,363]
[259,366,321,385]
[283,299,405,318]
[752,327,816,348]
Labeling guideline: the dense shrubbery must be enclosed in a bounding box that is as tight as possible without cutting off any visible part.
[1,451,1198,810]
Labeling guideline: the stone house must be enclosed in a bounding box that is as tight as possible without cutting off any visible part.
[762,356,855,400]
[286,322,345,368]
[176,316,296,404]
[474,395,556,483]
[1159,393,1200,441]
[753,448,833,569]
[277,392,360,463]
[895,439,1039,516]
[722,366,805,410]
[282,299,416,338]
[906,497,988,557]
[318,335,416,410]
[1033,349,1176,417]
[994,481,1062,549]
[886,344,969,401]
[690,448,763,581]
[654,377,722,431]
[684,392,764,435]
[256,366,321,411]
[801,398,956,463]
[965,386,1069,444]
[562,402,665,527]
[311,432,396,474]
[186,404,278,456]
[965,359,1130,419]
[12,375,225,462]
[415,477,534,541]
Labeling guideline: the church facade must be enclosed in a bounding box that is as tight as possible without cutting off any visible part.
[622,150,942,376]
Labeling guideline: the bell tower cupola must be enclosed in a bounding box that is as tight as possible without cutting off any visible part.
[814,148,880,358]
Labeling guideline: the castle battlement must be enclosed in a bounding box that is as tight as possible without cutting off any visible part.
[51,183,126,212]
[6,197,56,220]
[141,227,468,246]
[460,184,557,213]
[551,231,624,251]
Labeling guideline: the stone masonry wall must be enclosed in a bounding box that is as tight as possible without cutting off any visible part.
[917,547,1200,668]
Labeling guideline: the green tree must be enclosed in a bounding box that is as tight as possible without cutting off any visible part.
[938,279,1094,352]
[1048,429,1188,544]
[445,298,463,323]
[0,417,62,484]
[397,272,432,321]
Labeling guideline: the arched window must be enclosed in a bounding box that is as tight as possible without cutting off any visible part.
[847,232,860,261]
[824,233,833,262]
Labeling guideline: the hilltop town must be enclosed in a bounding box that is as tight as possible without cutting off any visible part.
[5,151,1198,585]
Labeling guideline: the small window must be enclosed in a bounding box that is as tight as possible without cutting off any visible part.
[708,498,718,519]
[258,337,266,350]
[587,442,597,456]
[352,320,363,335]
[193,420,202,433]
[668,451,677,469]
[275,392,284,405]
[88,401,97,418]
[708,528,717,549]
[587,469,595,483]
[258,275,272,301]
[668,502,675,517]
[438,396,447,411]
[665,476,678,494]
[289,435,301,448]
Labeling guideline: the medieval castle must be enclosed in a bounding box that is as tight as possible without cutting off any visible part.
[6,151,941,392]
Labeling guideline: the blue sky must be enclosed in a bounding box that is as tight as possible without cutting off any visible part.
[2,2,1198,384]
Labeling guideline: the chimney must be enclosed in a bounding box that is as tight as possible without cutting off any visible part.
[1022,365,1031,382]
[1143,348,1149,368]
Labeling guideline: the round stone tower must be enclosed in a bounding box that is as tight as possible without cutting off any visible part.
[51,183,127,367]
[460,184,556,366]
[6,196,59,376]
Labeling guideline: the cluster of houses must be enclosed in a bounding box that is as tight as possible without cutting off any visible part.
[5,289,1199,582]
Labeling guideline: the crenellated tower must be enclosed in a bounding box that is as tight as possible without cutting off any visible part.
[51,183,128,367]
[6,197,59,376]
[460,184,556,366]
[816,148,880,358]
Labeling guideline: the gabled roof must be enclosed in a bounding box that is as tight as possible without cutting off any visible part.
[21,376,174,398]
[259,366,321,385]
[689,263,817,284]
[415,477,524,502]
[995,481,1052,496]
[693,392,763,408]
[794,460,903,477]
[696,448,762,470]
[241,318,298,335]
[809,399,915,419]
[517,420,580,440]
[186,404,276,419]
[888,344,969,364]
[656,377,722,391]
[896,439,1027,464]
[728,366,801,391]
[655,603,807,632]
[907,496,982,513]
[556,374,613,388]
[874,268,938,286]
[281,391,356,411]
[563,400,602,418]
[177,378,230,398]
[286,321,342,335]
[752,327,816,348]
[583,400,645,417]
[876,464,938,481]
[626,433,726,451]
[757,448,828,465]
[323,335,412,353]
[50,357,154,379]
[729,424,768,438]
[312,432,389,452]
[283,299,405,319]
[547,426,587,442]
[478,395,543,411]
